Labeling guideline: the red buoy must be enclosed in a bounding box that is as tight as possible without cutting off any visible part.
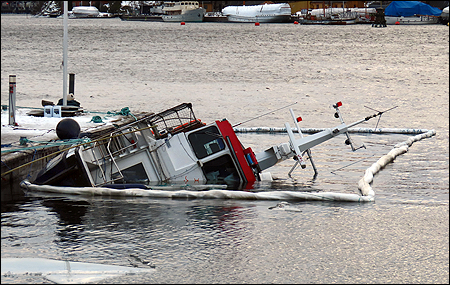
[181,22,186,25]
[395,21,400,25]
[255,22,260,26]
[294,21,299,24]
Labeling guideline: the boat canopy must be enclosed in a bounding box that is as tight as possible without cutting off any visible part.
[384,1,442,17]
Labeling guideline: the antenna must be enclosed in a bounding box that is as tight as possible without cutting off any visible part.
[333,101,365,151]
[232,102,297,128]
[364,105,398,129]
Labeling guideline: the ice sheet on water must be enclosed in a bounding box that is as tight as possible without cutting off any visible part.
[1,108,117,145]
[1,257,155,284]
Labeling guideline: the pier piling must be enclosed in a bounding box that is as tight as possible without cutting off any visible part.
[9,75,16,126]
[69,73,75,95]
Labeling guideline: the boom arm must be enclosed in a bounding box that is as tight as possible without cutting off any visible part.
[255,104,382,172]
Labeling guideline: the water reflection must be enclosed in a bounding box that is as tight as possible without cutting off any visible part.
[29,194,258,266]
[1,197,33,214]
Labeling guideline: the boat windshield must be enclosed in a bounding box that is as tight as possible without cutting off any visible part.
[188,126,225,159]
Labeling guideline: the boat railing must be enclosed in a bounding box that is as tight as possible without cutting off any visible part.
[80,138,124,186]
[144,102,204,139]
[107,132,138,156]
[81,127,146,186]
[101,102,201,140]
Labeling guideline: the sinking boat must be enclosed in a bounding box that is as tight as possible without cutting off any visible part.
[30,101,385,192]
[384,1,442,25]
[221,3,292,23]
[162,1,205,22]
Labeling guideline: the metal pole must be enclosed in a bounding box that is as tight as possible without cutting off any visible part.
[69,73,75,95]
[8,75,16,125]
[289,108,317,174]
[63,1,68,106]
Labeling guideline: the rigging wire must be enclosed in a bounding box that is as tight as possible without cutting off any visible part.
[232,102,297,128]
[364,105,398,129]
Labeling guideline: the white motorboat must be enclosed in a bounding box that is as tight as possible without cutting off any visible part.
[71,6,100,18]
[29,101,385,192]
[385,15,439,25]
[352,8,377,23]
[384,1,441,25]
[162,1,205,22]
[441,6,449,24]
[221,3,292,23]
[298,7,358,25]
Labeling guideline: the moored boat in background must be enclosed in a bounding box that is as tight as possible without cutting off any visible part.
[441,6,449,24]
[297,7,358,25]
[56,5,116,19]
[119,14,163,21]
[203,11,228,22]
[71,6,100,18]
[162,1,205,22]
[384,1,442,25]
[221,3,292,23]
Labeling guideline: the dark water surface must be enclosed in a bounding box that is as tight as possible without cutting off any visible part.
[1,15,449,283]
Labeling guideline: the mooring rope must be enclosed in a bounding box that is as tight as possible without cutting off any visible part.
[1,138,92,154]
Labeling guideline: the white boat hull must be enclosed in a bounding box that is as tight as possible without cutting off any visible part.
[71,6,99,18]
[442,6,449,22]
[300,18,356,25]
[162,8,205,22]
[222,3,292,23]
[226,14,291,23]
[385,15,439,25]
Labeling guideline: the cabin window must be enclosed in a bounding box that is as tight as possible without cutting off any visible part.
[188,126,225,159]
[111,163,149,184]
[202,155,240,184]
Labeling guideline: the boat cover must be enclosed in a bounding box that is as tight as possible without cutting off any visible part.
[384,1,442,17]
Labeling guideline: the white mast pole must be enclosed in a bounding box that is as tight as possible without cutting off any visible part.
[63,1,68,106]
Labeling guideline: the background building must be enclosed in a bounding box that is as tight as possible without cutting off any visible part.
[1,1,448,15]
